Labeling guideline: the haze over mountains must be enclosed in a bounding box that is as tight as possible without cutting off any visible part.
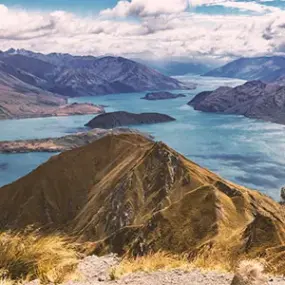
[135,58,213,76]
[204,56,285,83]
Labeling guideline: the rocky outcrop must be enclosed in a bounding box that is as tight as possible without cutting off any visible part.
[0,133,284,274]
[85,111,176,129]
[188,80,285,125]
[0,128,152,153]
[141,92,186,100]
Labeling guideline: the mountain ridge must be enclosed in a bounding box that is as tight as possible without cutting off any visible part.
[188,80,285,125]
[0,133,284,274]
[0,49,194,97]
[204,56,285,83]
[0,60,104,119]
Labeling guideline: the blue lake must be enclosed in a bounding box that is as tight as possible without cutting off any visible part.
[1,75,284,200]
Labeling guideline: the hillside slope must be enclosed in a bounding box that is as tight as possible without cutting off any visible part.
[188,80,285,125]
[0,60,104,119]
[0,49,193,97]
[0,134,284,273]
[204,56,285,82]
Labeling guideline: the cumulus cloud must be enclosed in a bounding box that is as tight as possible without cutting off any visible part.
[0,4,284,63]
[100,0,189,17]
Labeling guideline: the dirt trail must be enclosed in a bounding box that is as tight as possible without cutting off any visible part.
[60,255,285,285]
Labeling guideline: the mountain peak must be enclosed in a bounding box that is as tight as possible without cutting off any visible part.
[0,48,191,100]
[0,133,284,273]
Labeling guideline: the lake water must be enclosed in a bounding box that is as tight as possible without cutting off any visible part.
[1,75,284,200]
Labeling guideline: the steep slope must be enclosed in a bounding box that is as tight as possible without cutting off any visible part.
[274,75,285,86]
[188,80,285,125]
[0,49,193,96]
[0,61,63,119]
[0,61,103,119]
[204,56,285,82]
[0,133,284,273]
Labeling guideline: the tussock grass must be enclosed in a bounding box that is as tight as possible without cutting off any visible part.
[0,230,79,283]
[110,251,191,280]
[0,279,14,285]
[231,260,267,285]
[191,245,238,272]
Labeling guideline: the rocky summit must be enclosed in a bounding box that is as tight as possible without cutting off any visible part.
[188,80,285,125]
[85,111,176,129]
[0,133,284,274]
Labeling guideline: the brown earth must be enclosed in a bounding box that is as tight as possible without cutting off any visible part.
[0,133,284,274]
[0,66,104,120]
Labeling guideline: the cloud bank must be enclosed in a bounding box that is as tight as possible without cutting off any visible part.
[100,0,189,17]
[0,2,284,63]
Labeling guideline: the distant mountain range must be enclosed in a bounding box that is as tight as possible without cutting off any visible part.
[0,48,195,119]
[204,56,285,83]
[0,49,193,97]
[189,80,285,125]
[135,58,212,76]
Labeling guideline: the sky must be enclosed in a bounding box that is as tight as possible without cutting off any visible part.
[0,0,285,64]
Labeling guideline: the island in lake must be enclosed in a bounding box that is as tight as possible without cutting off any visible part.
[141,91,186,100]
[85,111,176,129]
[0,128,153,153]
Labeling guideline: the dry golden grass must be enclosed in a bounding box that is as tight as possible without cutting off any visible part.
[0,230,79,284]
[110,251,192,280]
[231,260,267,285]
[0,279,14,285]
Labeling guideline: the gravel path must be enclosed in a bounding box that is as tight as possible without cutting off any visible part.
[63,255,285,285]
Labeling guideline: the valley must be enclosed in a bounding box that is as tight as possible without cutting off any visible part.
[1,75,285,201]
[1,0,285,283]
[0,61,285,285]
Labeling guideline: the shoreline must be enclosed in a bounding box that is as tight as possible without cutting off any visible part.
[0,128,153,154]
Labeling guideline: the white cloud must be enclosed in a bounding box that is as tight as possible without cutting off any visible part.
[209,1,280,13]
[190,0,281,13]
[0,4,284,63]
[100,0,189,17]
